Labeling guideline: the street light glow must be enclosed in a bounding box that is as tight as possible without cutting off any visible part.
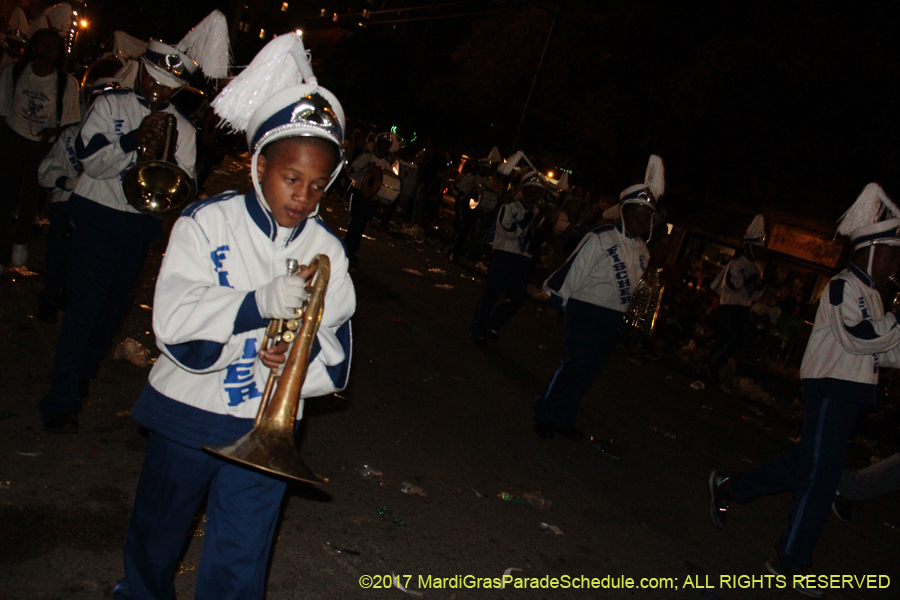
[80,20,88,28]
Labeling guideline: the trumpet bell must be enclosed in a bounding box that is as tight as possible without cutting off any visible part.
[122,160,195,215]
[204,424,328,484]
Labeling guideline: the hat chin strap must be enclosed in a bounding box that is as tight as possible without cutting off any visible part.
[867,245,875,278]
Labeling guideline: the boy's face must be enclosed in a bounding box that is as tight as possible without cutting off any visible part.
[257,138,335,228]
[138,66,181,105]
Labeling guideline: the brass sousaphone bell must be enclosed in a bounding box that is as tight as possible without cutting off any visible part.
[204,256,331,484]
[122,93,195,215]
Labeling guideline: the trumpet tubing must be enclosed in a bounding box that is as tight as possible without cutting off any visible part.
[203,256,332,484]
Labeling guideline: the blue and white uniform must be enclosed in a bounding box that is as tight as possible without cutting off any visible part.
[534,224,649,429]
[37,124,81,204]
[471,195,539,339]
[728,263,900,566]
[132,190,354,448]
[39,87,198,425]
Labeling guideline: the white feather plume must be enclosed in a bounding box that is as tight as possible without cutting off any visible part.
[496,151,524,176]
[555,172,569,192]
[177,10,231,79]
[487,146,502,163]
[644,154,665,200]
[212,33,313,133]
[8,7,29,33]
[43,4,72,32]
[112,31,148,62]
[837,183,900,237]
[744,214,766,240]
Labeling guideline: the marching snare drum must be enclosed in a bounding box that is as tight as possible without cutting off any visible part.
[356,165,402,205]
[469,185,499,212]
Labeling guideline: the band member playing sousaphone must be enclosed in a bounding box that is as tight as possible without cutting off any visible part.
[39,12,229,433]
[112,31,355,599]
[533,155,663,441]
[344,130,393,263]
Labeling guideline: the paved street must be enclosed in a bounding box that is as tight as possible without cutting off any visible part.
[1,158,898,600]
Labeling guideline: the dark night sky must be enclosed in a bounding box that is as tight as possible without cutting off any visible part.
[53,0,900,222]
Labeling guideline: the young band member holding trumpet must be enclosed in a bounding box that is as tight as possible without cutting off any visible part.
[113,32,355,600]
[39,12,231,433]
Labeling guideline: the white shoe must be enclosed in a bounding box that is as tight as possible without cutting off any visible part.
[11,244,28,267]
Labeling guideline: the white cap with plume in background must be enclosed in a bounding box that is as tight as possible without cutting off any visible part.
[212,32,346,218]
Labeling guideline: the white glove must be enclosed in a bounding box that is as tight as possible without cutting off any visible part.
[255,275,309,320]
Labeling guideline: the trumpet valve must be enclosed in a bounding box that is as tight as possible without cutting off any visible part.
[285,319,300,331]
[293,307,304,319]
[282,330,296,343]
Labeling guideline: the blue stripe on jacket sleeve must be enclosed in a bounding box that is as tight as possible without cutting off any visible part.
[844,320,878,340]
[75,132,114,159]
[829,279,845,306]
[233,292,268,334]
[546,239,589,294]
[326,321,352,389]
[119,131,138,154]
[164,339,225,370]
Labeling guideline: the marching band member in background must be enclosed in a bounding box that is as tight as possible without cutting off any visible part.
[699,214,767,384]
[344,131,392,263]
[0,25,80,275]
[38,11,229,433]
[533,155,662,440]
[113,31,355,600]
[447,155,494,262]
[0,8,29,73]
[709,184,900,596]
[471,153,546,346]
[36,59,124,323]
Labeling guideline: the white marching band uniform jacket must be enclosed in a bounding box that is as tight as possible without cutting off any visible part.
[131,191,355,448]
[716,254,761,307]
[454,172,491,198]
[491,196,538,258]
[73,88,197,213]
[38,124,81,204]
[800,263,900,386]
[544,223,649,312]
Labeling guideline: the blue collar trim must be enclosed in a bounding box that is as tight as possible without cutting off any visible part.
[849,263,874,288]
[243,189,307,243]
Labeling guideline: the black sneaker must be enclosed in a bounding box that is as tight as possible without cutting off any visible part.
[556,426,584,442]
[534,420,555,439]
[832,492,853,522]
[44,413,79,434]
[765,554,825,598]
[486,329,499,344]
[708,470,732,528]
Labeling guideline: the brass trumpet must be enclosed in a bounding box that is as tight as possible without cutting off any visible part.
[203,256,331,484]
[122,92,195,215]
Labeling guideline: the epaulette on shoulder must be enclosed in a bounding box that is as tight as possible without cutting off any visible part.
[181,190,240,218]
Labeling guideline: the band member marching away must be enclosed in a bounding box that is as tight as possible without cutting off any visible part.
[471,151,547,346]
[699,214,767,384]
[533,155,663,440]
[344,131,392,263]
[709,184,900,597]
[113,32,355,599]
[447,154,494,262]
[38,11,229,432]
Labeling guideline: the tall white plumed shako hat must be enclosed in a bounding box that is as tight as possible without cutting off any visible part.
[212,32,346,218]
[744,214,766,246]
[142,10,230,88]
[837,183,900,251]
[619,154,664,212]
